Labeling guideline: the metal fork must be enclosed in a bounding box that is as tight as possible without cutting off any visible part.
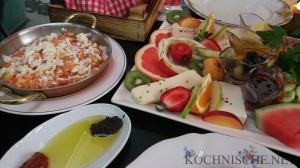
[161,0,175,14]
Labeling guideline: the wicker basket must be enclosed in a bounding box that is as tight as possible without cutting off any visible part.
[48,0,165,42]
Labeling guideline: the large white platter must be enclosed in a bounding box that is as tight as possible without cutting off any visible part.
[0,103,131,168]
[185,0,293,27]
[111,79,300,157]
[0,36,126,115]
[127,133,296,168]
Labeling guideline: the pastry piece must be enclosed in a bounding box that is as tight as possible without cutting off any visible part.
[129,4,148,19]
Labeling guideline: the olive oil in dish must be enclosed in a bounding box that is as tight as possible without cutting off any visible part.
[41,115,120,168]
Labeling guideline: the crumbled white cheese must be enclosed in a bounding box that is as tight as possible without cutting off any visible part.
[76,33,88,44]
[80,58,92,64]
[0,32,108,88]
[45,33,58,41]
[2,55,12,63]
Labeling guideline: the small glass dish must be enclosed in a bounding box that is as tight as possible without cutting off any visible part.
[239,13,264,28]
[242,66,284,118]
[219,47,270,85]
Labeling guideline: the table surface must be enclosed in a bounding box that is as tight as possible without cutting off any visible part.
[0,19,299,168]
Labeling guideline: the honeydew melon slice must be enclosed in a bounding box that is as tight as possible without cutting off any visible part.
[209,81,222,111]
[212,24,231,50]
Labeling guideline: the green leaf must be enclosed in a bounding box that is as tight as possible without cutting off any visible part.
[293,53,300,62]
[291,29,300,37]
[155,103,166,112]
[277,39,300,82]
[290,66,300,81]
[251,25,300,82]
[194,30,213,41]
[256,25,286,49]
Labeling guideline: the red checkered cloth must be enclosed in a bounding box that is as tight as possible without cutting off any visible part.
[65,0,139,17]
[164,0,181,6]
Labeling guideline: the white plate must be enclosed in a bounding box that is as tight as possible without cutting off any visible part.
[185,0,293,27]
[127,133,296,168]
[111,74,300,157]
[0,103,131,168]
[0,36,126,115]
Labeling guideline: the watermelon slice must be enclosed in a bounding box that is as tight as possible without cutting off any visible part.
[255,103,300,148]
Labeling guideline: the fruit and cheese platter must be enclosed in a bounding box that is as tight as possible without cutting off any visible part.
[112,10,300,157]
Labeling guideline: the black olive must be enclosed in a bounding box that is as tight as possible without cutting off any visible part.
[244,59,253,65]
[243,59,253,72]
[260,56,266,63]
[254,57,263,64]
[246,51,258,62]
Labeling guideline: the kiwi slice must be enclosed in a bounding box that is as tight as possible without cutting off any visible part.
[124,70,151,91]
[166,10,189,24]
[187,60,203,75]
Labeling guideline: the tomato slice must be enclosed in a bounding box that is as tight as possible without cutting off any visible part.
[170,43,192,65]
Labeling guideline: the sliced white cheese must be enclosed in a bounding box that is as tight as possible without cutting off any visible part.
[215,33,231,51]
[131,70,203,105]
[171,23,195,39]
[217,81,247,124]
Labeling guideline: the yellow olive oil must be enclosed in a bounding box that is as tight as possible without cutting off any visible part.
[41,115,120,168]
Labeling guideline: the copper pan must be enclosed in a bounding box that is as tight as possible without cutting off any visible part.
[0,13,112,104]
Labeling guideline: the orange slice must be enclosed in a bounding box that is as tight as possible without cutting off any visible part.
[196,13,215,35]
[191,73,213,114]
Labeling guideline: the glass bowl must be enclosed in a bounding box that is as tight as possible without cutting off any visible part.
[242,66,284,117]
[219,47,270,85]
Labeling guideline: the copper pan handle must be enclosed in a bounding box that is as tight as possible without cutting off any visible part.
[0,86,46,104]
[64,13,97,29]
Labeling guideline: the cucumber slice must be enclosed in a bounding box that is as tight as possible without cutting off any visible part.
[296,86,300,103]
[284,83,296,93]
[282,91,296,103]
[196,47,221,58]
